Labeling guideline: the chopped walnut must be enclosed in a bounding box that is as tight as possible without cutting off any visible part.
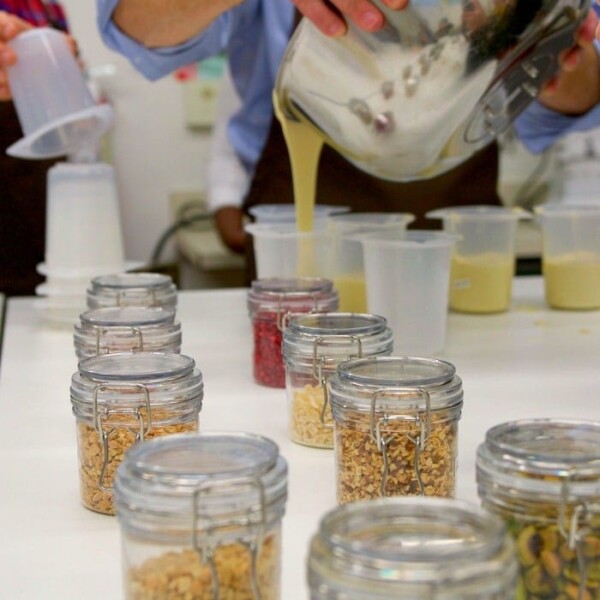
[289,384,333,449]
[334,411,457,504]
[77,414,198,515]
[126,531,280,600]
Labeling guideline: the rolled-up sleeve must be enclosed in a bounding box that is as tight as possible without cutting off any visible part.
[96,0,229,81]
[514,37,600,154]
[514,102,600,154]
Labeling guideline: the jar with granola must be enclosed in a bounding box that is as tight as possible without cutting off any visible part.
[328,356,463,504]
[308,497,518,598]
[74,306,182,360]
[114,432,288,600]
[282,313,393,449]
[476,419,600,600]
[70,352,203,515]
[247,278,338,388]
[86,272,178,310]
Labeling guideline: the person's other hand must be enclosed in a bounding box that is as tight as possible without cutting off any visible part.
[214,206,246,254]
[0,12,78,101]
[537,9,600,115]
[292,0,409,37]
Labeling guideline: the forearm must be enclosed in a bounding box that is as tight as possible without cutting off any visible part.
[112,0,242,47]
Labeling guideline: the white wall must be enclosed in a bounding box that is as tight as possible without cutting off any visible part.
[61,1,211,265]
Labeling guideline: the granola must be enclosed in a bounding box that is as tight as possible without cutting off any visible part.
[126,532,280,600]
[334,411,457,504]
[289,384,333,449]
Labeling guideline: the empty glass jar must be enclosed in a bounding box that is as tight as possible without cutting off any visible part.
[74,306,182,360]
[328,356,463,504]
[308,497,518,598]
[86,272,178,310]
[114,432,288,600]
[476,419,600,600]
[247,278,339,388]
[282,312,393,448]
[70,352,203,515]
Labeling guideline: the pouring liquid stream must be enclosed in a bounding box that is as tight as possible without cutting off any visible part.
[273,93,324,277]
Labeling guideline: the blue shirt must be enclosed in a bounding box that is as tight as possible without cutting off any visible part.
[97,0,294,173]
[97,0,600,165]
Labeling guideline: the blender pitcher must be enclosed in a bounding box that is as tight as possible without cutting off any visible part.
[275,0,589,181]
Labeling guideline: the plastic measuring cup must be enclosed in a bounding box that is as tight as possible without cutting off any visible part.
[249,203,349,223]
[44,162,125,277]
[6,28,113,159]
[326,212,415,312]
[361,230,458,356]
[535,203,600,310]
[427,205,528,313]
[245,222,331,279]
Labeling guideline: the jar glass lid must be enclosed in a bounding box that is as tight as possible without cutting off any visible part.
[78,352,194,382]
[286,312,387,337]
[115,432,288,522]
[337,356,455,388]
[89,272,174,292]
[477,419,600,495]
[79,306,176,328]
[329,356,463,413]
[309,498,516,592]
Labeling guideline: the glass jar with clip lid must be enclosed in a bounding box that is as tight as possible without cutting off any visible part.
[476,419,600,600]
[282,312,393,448]
[307,497,518,599]
[247,277,339,388]
[70,352,203,515]
[74,306,182,360]
[86,272,178,310]
[114,432,288,600]
[328,356,463,504]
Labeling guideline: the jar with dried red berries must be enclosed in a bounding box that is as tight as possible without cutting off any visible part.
[282,312,393,449]
[247,278,338,388]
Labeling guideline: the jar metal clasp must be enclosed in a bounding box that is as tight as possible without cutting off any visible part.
[558,470,597,600]
[369,387,432,497]
[313,335,363,427]
[192,476,267,600]
[92,383,152,491]
[94,326,144,355]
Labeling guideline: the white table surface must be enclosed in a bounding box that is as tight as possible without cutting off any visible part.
[0,277,599,599]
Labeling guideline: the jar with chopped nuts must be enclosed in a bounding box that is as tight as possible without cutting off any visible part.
[86,272,178,310]
[476,419,600,600]
[328,356,463,504]
[282,313,393,449]
[74,306,182,360]
[114,431,288,600]
[308,497,518,598]
[247,278,339,388]
[70,352,203,515]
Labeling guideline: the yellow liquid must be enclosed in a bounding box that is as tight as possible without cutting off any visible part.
[544,252,600,310]
[273,93,325,277]
[334,275,367,313]
[450,253,514,314]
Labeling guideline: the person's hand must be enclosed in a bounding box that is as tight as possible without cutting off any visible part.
[0,11,78,101]
[292,0,409,37]
[214,206,246,254]
[537,9,600,116]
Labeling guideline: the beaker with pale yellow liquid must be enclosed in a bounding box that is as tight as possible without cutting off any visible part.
[535,204,600,310]
[326,212,414,312]
[427,205,528,314]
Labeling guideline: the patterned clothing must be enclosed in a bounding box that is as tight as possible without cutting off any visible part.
[0,0,68,31]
